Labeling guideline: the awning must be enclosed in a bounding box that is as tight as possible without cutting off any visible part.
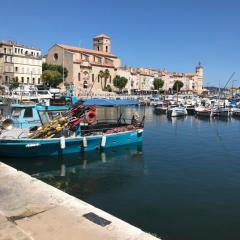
[83,98,139,106]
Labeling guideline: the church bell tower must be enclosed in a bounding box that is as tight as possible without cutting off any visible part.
[93,34,111,53]
[196,62,203,94]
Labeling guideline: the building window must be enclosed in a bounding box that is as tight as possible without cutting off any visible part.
[92,74,94,82]
[106,46,108,52]
[25,51,28,55]
[16,77,19,82]
[4,48,6,54]
[78,73,81,81]
[27,77,29,84]
[38,78,40,84]
[21,77,24,83]
[97,46,99,51]
[23,108,33,118]
[5,76,8,82]
[15,67,18,72]
[15,48,17,53]
[21,49,23,54]
[32,78,35,84]
[53,53,58,61]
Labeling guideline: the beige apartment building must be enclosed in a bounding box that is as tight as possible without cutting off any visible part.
[0,41,42,86]
[159,63,203,94]
[121,63,204,94]
[47,34,121,96]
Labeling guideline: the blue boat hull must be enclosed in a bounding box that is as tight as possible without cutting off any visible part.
[0,130,143,158]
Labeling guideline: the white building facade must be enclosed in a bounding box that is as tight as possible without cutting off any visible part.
[0,41,42,86]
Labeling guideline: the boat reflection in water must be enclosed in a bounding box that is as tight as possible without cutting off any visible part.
[3,143,144,199]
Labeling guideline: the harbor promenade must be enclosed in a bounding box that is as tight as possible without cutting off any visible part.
[0,162,160,240]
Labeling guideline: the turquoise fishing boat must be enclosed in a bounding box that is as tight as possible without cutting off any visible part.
[2,103,69,129]
[0,99,144,158]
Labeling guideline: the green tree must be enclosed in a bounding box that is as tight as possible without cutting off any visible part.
[105,84,112,92]
[42,63,68,79]
[42,70,62,87]
[113,75,128,92]
[99,70,104,89]
[153,78,164,90]
[9,78,19,90]
[103,69,110,89]
[99,69,110,90]
[173,80,184,92]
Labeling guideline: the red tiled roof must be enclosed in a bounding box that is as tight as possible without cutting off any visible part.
[93,34,110,39]
[58,44,117,58]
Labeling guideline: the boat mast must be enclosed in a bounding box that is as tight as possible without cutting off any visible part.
[62,48,65,90]
[218,79,220,108]
[176,82,178,105]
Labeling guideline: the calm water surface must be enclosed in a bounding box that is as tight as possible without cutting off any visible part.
[2,107,240,240]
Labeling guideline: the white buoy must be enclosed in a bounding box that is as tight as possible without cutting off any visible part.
[101,135,107,148]
[137,129,143,134]
[60,136,65,149]
[83,136,87,148]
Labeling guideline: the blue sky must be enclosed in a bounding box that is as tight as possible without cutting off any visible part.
[1,0,240,87]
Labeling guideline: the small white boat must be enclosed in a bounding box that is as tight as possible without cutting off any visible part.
[231,108,240,117]
[167,106,187,117]
[195,106,212,117]
[212,107,229,117]
[154,102,168,114]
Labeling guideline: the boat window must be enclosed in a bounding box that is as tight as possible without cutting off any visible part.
[23,108,33,118]
[38,111,50,125]
[38,90,49,95]
[12,108,21,118]
[47,111,62,120]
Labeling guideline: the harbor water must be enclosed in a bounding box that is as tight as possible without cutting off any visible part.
[2,106,240,240]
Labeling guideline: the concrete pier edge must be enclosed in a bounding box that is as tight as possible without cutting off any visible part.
[0,162,160,240]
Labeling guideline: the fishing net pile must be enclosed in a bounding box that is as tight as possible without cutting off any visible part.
[29,102,96,139]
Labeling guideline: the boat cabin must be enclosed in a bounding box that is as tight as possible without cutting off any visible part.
[9,104,69,128]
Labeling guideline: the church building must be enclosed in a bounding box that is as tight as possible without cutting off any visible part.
[46,34,121,96]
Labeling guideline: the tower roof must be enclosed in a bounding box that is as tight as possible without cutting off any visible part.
[196,62,203,69]
[93,34,111,39]
[57,44,117,58]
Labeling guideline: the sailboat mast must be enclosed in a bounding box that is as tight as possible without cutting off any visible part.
[176,82,178,104]
[218,79,220,107]
[62,48,65,88]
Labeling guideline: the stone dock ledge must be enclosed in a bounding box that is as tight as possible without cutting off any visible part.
[0,162,160,240]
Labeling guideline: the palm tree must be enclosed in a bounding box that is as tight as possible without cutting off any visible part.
[103,69,110,90]
[99,70,104,89]
[99,69,110,90]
